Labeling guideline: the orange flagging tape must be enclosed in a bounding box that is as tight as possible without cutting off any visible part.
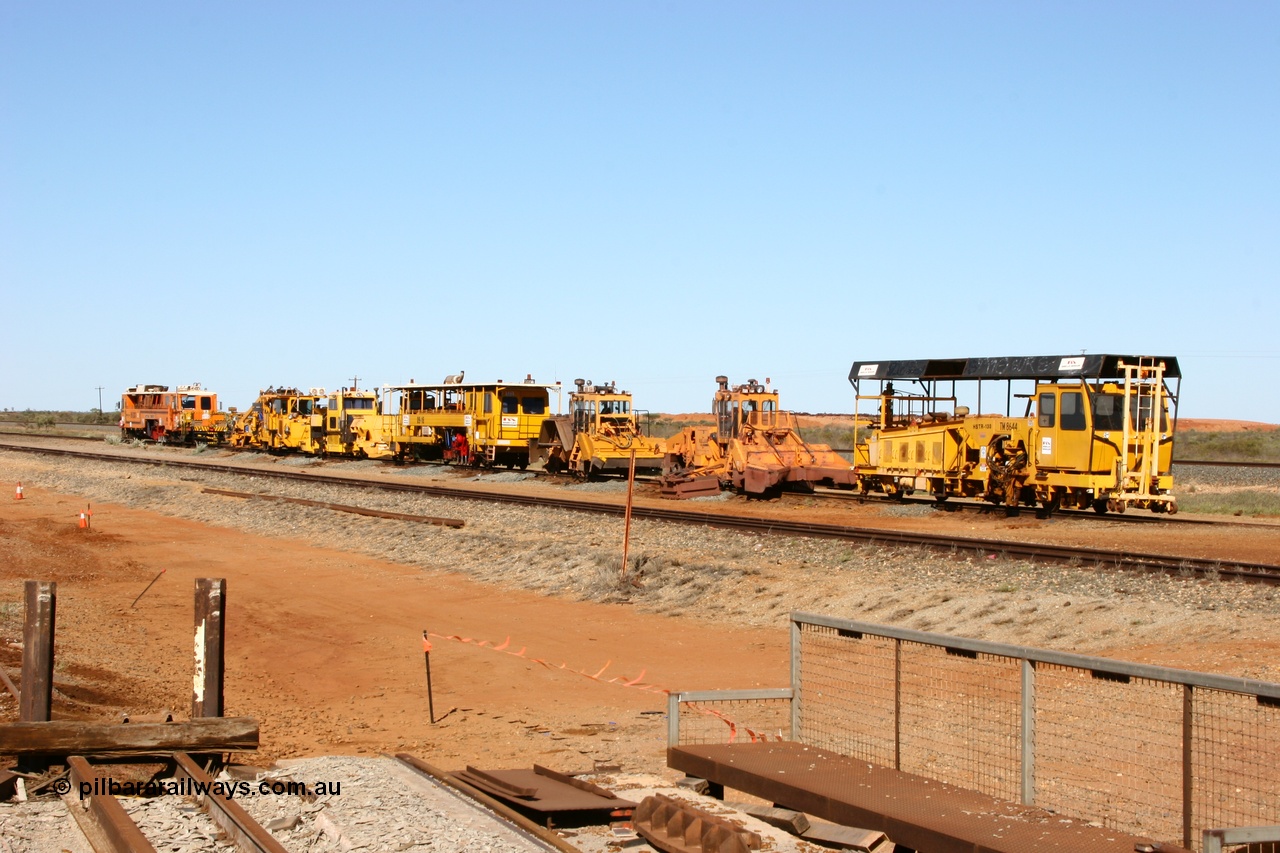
[425,631,779,743]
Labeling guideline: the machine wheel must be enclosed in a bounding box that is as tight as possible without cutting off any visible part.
[1037,493,1061,519]
[1092,498,1109,514]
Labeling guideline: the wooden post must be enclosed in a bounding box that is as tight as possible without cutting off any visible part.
[192,578,226,718]
[20,581,55,722]
[620,449,637,582]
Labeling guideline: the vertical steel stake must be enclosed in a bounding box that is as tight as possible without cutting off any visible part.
[131,568,167,608]
[423,631,436,724]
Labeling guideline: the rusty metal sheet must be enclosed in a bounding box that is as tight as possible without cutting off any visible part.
[660,476,722,499]
[634,793,760,853]
[669,742,1192,853]
[450,767,636,814]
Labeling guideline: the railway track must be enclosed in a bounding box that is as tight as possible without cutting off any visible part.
[795,483,1280,528]
[19,751,580,853]
[4,439,1279,585]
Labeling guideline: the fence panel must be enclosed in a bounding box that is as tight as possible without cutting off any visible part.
[790,612,1280,852]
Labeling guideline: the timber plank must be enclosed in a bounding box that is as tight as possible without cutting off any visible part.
[0,717,258,756]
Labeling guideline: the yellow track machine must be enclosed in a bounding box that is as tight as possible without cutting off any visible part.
[661,376,856,498]
[848,354,1179,514]
[385,374,559,468]
[538,379,665,477]
[232,386,393,459]
[231,388,325,453]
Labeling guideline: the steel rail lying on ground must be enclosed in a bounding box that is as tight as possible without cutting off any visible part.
[4,440,1278,583]
[172,752,289,853]
[394,752,581,853]
[200,487,466,527]
[64,756,158,853]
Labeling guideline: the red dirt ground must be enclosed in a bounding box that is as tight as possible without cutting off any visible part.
[0,484,787,774]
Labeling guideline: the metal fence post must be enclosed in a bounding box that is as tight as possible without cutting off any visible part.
[790,616,801,741]
[1020,658,1036,805]
[1183,684,1193,849]
[668,692,681,747]
[893,638,902,771]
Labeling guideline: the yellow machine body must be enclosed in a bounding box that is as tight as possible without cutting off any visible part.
[538,380,665,476]
[386,375,557,468]
[662,377,856,498]
[232,387,392,459]
[231,388,326,453]
[849,355,1178,514]
[319,388,394,459]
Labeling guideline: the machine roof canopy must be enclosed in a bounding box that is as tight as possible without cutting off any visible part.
[849,355,1181,383]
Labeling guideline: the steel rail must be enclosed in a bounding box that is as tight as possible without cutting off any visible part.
[796,486,1280,530]
[64,755,158,853]
[394,752,581,853]
[200,487,466,527]
[4,440,1278,583]
[172,752,289,853]
[1175,458,1280,469]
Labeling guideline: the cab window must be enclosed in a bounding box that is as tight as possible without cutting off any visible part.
[484,393,493,414]
[1130,397,1169,432]
[1038,393,1056,428]
[200,396,212,409]
[502,395,519,414]
[522,397,546,415]
[1093,394,1125,430]
[1061,392,1085,430]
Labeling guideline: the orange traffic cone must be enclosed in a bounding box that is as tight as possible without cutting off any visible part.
[13,482,23,500]
[78,511,88,529]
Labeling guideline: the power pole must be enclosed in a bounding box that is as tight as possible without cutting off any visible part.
[349,375,360,390]
[95,386,104,422]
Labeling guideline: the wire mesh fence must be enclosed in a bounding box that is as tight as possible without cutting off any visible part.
[667,689,793,747]
[669,615,1280,852]
[792,613,1280,852]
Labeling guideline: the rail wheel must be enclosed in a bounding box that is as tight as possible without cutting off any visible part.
[1092,498,1109,514]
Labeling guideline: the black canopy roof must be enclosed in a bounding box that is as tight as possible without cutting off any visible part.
[849,355,1181,383]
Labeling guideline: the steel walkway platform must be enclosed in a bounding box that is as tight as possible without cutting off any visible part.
[669,741,1190,853]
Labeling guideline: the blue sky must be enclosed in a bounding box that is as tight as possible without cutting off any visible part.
[3,3,1277,420]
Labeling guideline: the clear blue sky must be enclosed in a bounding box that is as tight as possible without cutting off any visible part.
[3,2,1277,420]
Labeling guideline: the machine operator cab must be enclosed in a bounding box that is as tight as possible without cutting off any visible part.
[177,384,221,432]
[1030,374,1172,476]
[712,376,790,444]
[322,387,392,459]
[571,380,641,439]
